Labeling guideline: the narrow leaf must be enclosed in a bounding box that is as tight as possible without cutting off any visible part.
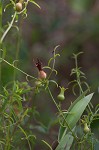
[59,92,94,141]
[49,80,58,87]
[56,132,74,150]
[29,0,41,9]
[42,140,52,150]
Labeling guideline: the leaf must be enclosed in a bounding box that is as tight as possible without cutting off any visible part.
[42,140,52,150]
[49,80,58,87]
[13,94,23,111]
[31,125,47,133]
[58,90,88,141]
[58,92,93,141]
[29,0,41,9]
[4,3,12,12]
[68,90,89,113]
[3,87,9,96]
[43,66,57,75]
[48,57,54,66]
[56,132,74,150]
[43,66,52,70]
[54,54,60,58]
[48,54,60,67]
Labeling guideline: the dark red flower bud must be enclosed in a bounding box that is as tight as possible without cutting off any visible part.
[35,59,47,79]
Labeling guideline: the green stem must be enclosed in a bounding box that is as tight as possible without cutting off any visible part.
[77,79,83,94]
[0,0,2,91]
[0,11,16,88]
[0,12,16,44]
[5,126,10,150]
[74,54,92,116]
[48,51,56,79]
[2,58,37,80]
[4,102,13,150]
[47,87,78,141]
[75,55,83,95]
[47,45,59,79]
[13,29,21,81]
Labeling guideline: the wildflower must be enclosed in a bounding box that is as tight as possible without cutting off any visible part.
[35,59,47,79]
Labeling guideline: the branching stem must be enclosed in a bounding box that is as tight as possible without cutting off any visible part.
[2,58,37,80]
[0,12,16,44]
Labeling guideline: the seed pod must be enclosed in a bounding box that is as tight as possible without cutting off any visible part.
[57,87,66,101]
[35,59,47,79]
[15,2,22,12]
[39,70,47,79]
[84,123,90,133]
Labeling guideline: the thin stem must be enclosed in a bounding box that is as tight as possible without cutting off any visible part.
[48,45,59,79]
[4,102,13,150]
[74,55,83,95]
[48,51,56,79]
[5,127,10,150]
[74,55,93,115]
[0,12,16,44]
[0,0,3,90]
[13,25,21,81]
[47,87,78,141]
[2,58,37,80]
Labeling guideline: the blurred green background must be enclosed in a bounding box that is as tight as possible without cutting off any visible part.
[1,0,99,149]
[2,0,99,100]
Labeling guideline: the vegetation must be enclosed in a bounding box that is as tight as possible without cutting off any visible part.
[0,0,99,150]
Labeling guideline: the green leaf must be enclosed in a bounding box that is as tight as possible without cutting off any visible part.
[48,57,54,66]
[58,90,88,140]
[43,66,52,70]
[42,140,52,150]
[1,97,8,112]
[48,54,60,67]
[68,89,89,113]
[49,80,58,87]
[56,132,74,150]
[29,0,41,9]
[58,92,93,141]
[4,3,12,12]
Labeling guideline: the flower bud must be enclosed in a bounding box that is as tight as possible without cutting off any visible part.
[15,2,22,12]
[57,87,66,101]
[84,123,90,133]
[35,59,47,79]
[39,70,47,79]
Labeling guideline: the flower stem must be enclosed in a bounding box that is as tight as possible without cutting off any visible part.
[0,12,16,44]
[47,87,78,141]
[2,58,37,80]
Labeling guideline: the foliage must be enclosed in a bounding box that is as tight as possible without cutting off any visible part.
[0,0,99,150]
